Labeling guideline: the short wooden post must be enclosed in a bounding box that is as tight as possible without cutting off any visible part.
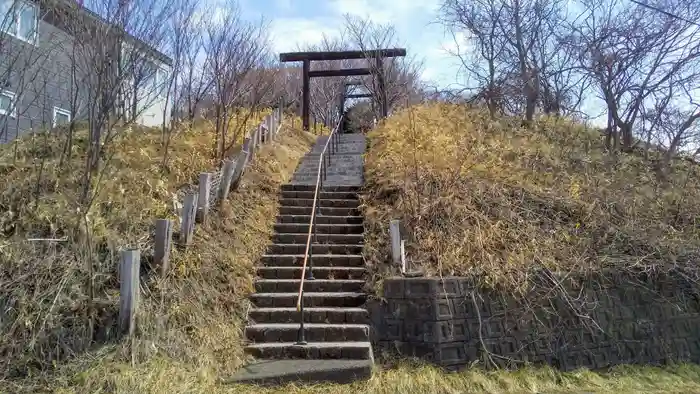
[180,192,198,246]
[258,124,265,145]
[196,172,211,224]
[266,115,273,140]
[219,159,236,203]
[249,128,258,159]
[154,219,173,276]
[119,248,141,336]
[241,137,251,164]
[275,108,282,135]
[390,219,401,266]
[231,149,249,190]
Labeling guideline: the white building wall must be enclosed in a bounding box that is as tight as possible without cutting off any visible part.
[136,62,171,127]
[121,41,172,128]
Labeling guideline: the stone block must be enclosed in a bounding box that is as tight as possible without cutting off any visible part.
[450,296,470,318]
[672,338,692,362]
[496,336,520,356]
[404,298,433,320]
[434,342,476,365]
[503,317,530,340]
[380,341,434,360]
[386,299,406,319]
[383,278,405,299]
[483,318,506,339]
[432,297,458,320]
[403,277,463,299]
[403,320,422,342]
[527,333,555,356]
[384,319,403,341]
[559,350,598,371]
[423,320,469,343]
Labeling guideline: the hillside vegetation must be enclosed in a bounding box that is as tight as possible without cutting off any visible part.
[362,103,700,291]
[0,114,314,382]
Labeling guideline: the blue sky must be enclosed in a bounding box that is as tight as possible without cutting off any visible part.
[238,0,464,89]
[233,0,607,126]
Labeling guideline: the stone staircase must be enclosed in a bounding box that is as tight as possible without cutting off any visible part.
[230,133,371,385]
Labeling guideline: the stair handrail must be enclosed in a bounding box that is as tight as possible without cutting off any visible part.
[295,118,342,345]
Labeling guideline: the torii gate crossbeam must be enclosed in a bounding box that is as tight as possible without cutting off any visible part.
[279,48,407,131]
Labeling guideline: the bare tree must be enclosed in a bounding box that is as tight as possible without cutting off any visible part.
[342,14,423,119]
[440,0,508,118]
[159,0,200,167]
[204,0,273,159]
[440,0,578,124]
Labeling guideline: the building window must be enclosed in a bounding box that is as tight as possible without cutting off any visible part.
[0,90,16,117]
[0,0,38,43]
[53,107,70,127]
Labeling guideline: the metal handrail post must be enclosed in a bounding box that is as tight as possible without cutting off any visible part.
[323,152,328,181]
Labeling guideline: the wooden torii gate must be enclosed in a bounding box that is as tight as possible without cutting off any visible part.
[279,49,407,131]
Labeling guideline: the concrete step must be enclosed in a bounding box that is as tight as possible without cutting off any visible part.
[279,198,360,208]
[298,155,362,162]
[294,167,363,175]
[279,206,359,216]
[292,181,364,186]
[280,191,358,200]
[254,279,366,293]
[256,266,366,280]
[260,254,364,268]
[244,341,372,360]
[302,150,364,156]
[309,142,365,148]
[267,243,363,255]
[245,323,370,343]
[291,175,364,183]
[293,169,363,175]
[281,184,360,193]
[308,146,365,153]
[276,215,363,225]
[273,223,364,235]
[249,292,367,308]
[227,359,373,385]
[272,233,363,245]
[249,307,369,324]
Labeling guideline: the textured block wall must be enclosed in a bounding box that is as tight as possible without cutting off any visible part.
[370,270,700,371]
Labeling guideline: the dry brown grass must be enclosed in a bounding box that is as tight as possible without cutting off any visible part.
[362,103,700,292]
[0,112,314,380]
[6,358,700,393]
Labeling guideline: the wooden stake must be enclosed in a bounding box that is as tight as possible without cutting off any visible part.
[231,149,248,190]
[119,248,140,336]
[219,159,236,203]
[390,219,401,266]
[180,193,198,246]
[196,172,211,224]
[154,219,173,276]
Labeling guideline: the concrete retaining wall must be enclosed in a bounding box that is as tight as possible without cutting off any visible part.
[369,270,700,371]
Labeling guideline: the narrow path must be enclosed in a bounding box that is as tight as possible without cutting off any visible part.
[230,133,370,385]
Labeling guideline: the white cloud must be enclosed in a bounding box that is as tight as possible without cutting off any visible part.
[269,18,342,53]
[265,0,457,86]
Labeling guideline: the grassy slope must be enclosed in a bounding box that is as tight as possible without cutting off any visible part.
[362,103,700,291]
[0,113,276,376]
[0,115,315,390]
[5,105,700,392]
[13,362,700,393]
